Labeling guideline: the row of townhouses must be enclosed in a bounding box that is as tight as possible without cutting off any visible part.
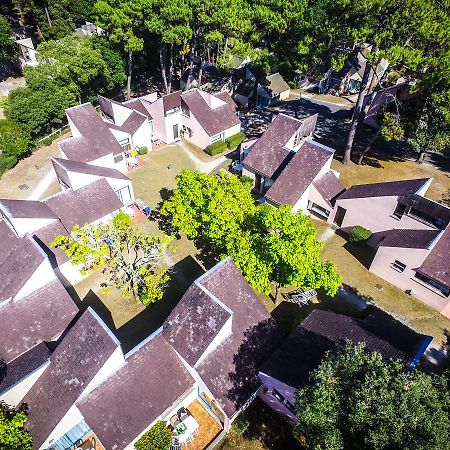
[0,87,445,449]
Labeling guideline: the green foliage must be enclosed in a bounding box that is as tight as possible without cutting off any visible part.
[234,416,250,435]
[205,140,227,156]
[0,120,33,175]
[13,0,95,39]
[134,421,172,450]
[51,214,173,305]
[137,146,148,155]
[225,132,246,149]
[0,403,32,450]
[295,342,450,450]
[0,16,15,60]
[161,170,341,295]
[5,36,125,137]
[348,225,372,242]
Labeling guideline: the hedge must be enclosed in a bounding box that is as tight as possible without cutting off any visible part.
[134,421,172,450]
[349,225,372,243]
[225,132,246,150]
[205,140,227,156]
[137,146,148,155]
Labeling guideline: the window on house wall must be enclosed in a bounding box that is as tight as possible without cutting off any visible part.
[391,260,406,272]
[414,272,450,296]
[293,132,301,147]
[119,138,131,151]
[211,133,224,144]
[114,154,123,163]
[182,125,193,137]
[272,388,296,415]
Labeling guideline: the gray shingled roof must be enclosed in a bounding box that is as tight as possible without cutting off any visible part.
[418,226,450,288]
[265,140,334,206]
[368,228,442,250]
[162,91,182,112]
[61,103,124,162]
[0,279,77,364]
[24,308,119,449]
[0,221,45,302]
[181,89,240,136]
[0,342,50,395]
[163,283,231,366]
[44,179,123,231]
[194,258,283,417]
[260,309,431,388]
[105,110,147,135]
[0,199,57,219]
[242,114,300,178]
[337,178,430,200]
[52,158,130,184]
[262,73,290,96]
[312,170,346,207]
[78,333,194,450]
[122,98,153,120]
[33,219,70,266]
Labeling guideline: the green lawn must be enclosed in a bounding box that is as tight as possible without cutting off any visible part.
[315,222,450,346]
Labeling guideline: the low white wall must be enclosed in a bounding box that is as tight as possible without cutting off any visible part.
[1,360,50,407]
[15,259,56,300]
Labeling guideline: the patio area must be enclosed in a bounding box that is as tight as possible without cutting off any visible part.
[77,432,106,450]
[171,399,222,450]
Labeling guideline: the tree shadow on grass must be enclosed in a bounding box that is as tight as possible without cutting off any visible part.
[239,397,303,450]
[78,256,204,353]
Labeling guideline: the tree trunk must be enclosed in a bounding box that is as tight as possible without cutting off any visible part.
[198,55,203,87]
[126,50,133,100]
[44,2,52,26]
[357,127,382,165]
[168,43,173,94]
[343,61,373,164]
[159,41,169,94]
[207,46,211,64]
[187,31,197,90]
[416,149,427,164]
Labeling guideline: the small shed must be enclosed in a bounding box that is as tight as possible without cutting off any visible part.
[257,73,290,107]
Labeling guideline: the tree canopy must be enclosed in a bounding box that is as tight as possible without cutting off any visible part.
[5,35,125,137]
[161,170,341,295]
[295,342,450,450]
[0,119,33,175]
[0,15,15,60]
[51,212,173,305]
[0,403,32,450]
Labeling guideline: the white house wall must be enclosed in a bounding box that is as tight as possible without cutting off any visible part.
[15,259,56,300]
[182,112,211,149]
[131,120,153,149]
[1,360,50,407]
[164,111,182,143]
[41,405,85,450]
[222,124,241,141]
[110,102,133,126]
[58,260,89,286]
[7,217,57,238]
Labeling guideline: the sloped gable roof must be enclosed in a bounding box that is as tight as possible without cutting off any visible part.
[78,333,194,450]
[0,199,57,219]
[265,140,334,206]
[337,178,430,200]
[312,170,346,207]
[181,89,240,136]
[24,308,119,449]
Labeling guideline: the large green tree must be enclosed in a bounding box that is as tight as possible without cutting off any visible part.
[295,342,450,450]
[5,35,125,137]
[0,119,33,174]
[0,16,15,60]
[52,212,173,306]
[161,170,341,296]
[0,403,32,450]
[93,0,147,99]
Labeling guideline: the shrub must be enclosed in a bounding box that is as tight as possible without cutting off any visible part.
[205,140,227,156]
[288,80,297,89]
[0,155,17,175]
[134,421,172,450]
[137,146,148,155]
[225,132,246,150]
[349,225,372,242]
[234,416,250,435]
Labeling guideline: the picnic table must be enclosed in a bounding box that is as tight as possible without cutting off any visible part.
[176,415,199,445]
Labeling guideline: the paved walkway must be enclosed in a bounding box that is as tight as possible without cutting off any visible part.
[26,168,56,200]
[174,140,227,173]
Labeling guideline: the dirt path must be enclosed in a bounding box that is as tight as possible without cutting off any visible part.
[0,132,69,199]
[175,140,227,173]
